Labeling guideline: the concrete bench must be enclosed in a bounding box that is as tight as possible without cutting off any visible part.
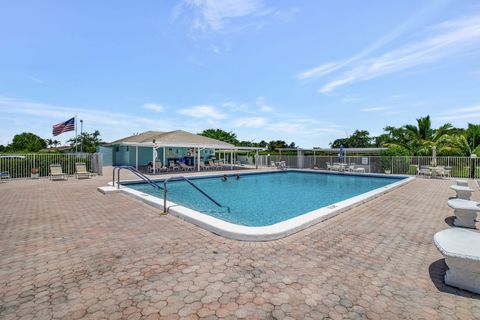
[434,228,480,294]
[450,185,474,200]
[447,199,479,228]
[456,179,469,187]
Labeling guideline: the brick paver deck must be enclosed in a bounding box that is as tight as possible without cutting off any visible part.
[1,169,479,319]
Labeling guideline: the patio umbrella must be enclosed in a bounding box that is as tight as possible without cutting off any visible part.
[432,146,437,167]
[339,144,344,163]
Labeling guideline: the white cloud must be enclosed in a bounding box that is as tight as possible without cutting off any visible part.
[255,97,273,112]
[24,74,44,84]
[297,62,343,81]
[435,104,480,122]
[341,97,359,102]
[143,103,165,112]
[177,104,227,119]
[175,0,265,32]
[0,96,175,144]
[362,107,388,112]
[318,15,480,93]
[221,101,250,112]
[298,1,451,82]
[233,117,267,128]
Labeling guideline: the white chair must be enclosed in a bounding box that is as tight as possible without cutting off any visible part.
[50,164,67,180]
[434,228,480,294]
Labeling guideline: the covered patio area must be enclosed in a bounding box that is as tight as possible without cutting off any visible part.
[101,130,264,173]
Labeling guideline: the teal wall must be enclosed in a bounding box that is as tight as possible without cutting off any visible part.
[109,145,216,166]
[97,146,113,166]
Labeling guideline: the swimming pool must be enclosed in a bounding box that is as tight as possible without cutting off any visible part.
[118,170,412,241]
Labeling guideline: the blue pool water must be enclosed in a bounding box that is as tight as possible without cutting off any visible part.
[124,171,403,227]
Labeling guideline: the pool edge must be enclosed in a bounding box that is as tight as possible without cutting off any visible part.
[105,170,414,241]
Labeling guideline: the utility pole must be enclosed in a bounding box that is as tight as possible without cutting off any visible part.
[80,119,83,153]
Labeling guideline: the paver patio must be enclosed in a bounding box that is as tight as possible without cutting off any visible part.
[1,169,479,319]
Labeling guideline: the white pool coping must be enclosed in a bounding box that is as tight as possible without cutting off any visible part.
[103,170,414,241]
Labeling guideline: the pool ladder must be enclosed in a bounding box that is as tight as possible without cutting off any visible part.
[112,166,230,215]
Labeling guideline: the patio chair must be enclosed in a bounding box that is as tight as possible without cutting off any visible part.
[153,160,167,173]
[0,171,10,181]
[209,160,221,170]
[200,162,210,171]
[179,162,194,171]
[418,166,432,177]
[75,162,93,179]
[50,164,67,180]
[168,161,179,171]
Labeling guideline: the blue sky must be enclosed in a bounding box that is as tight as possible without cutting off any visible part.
[1,0,480,147]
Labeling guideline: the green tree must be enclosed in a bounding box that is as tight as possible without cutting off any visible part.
[403,115,461,155]
[199,129,239,145]
[67,130,103,153]
[267,140,289,151]
[330,130,373,148]
[45,139,61,148]
[0,145,5,152]
[9,132,47,152]
[465,123,480,150]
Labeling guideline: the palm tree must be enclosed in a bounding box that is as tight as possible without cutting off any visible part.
[403,115,464,155]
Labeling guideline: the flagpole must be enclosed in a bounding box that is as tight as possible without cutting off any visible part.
[75,114,78,153]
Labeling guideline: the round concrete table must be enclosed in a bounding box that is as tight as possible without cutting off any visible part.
[434,228,480,294]
[450,185,474,200]
[447,198,480,228]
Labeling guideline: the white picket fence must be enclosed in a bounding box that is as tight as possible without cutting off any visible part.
[257,155,480,179]
[0,153,103,179]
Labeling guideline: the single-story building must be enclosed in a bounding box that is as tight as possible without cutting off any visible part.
[99,130,263,171]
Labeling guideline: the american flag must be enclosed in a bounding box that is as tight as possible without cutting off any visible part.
[52,117,75,136]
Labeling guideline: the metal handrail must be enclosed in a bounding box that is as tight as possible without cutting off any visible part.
[162,176,230,215]
[112,166,230,215]
[113,166,163,190]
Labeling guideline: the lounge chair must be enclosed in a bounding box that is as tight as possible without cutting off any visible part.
[451,185,474,200]
[0,171,10,181]
[179,163,194,171]
[200,163,210,171]
[434,228,480,294]
[50,164,67,180]
[75,162,93,179]
[210,160,223,170]
[447,198,480,228]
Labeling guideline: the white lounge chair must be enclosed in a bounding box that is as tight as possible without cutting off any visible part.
[434,228,480,294]
[179,163,194,171]
[450,185,474,200]
[447,198,480,228]
[50,164,67,180]
[75,162,93,179]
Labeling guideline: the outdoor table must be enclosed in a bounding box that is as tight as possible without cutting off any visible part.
[429,166,444,178]
[447,198,480,228]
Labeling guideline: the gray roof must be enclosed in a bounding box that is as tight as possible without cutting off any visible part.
[107,130,236,149]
